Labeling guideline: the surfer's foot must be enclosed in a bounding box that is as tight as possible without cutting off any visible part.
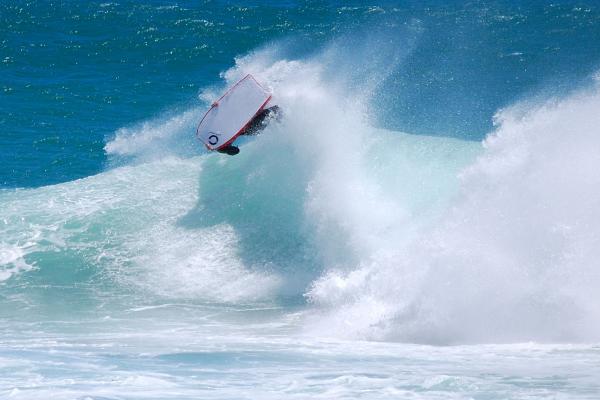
[217,145,240,156]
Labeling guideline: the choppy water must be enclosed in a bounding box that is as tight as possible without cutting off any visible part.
[2,1,600,399]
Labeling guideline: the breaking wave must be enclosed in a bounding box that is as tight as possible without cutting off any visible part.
[307,78,600,344]
[2,31,600,344]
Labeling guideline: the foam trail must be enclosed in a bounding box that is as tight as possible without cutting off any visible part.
[307,81,600,344]
[105,108,202,163]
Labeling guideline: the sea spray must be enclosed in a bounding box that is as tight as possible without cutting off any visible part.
[307,82,600,344]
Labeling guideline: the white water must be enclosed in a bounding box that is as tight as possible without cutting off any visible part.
[307,81,600,344]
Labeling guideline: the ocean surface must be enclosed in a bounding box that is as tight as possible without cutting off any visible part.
[2,1,600,399]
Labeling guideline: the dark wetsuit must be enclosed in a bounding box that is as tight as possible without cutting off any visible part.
[217,106,280,155]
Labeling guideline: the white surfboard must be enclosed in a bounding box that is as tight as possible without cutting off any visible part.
[196,74,272,151]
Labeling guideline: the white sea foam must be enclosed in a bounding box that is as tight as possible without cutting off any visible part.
[0,243,34,282]
[307,82,600,344]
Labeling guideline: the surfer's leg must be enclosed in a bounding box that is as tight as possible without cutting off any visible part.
[217,145,240,156]
[242,106,281,136]
[242,109,270,136]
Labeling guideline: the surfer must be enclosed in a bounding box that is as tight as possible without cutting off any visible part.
[217,105,280,155]
[197,74,278,155]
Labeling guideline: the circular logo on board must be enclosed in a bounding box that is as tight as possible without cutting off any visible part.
[208,133,219,145]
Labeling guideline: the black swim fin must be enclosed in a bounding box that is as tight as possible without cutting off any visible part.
[217,145,240,156]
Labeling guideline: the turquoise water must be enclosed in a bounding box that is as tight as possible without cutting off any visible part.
[2,1,600,399]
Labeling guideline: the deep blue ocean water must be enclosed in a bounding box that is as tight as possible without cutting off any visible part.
[2,1,600,399]
[3,1,600,187]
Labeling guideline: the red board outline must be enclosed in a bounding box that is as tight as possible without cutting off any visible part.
[196,74,272,151]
